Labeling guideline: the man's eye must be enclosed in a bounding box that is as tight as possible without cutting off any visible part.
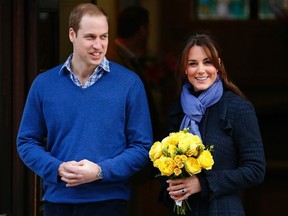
[101,35,108,40]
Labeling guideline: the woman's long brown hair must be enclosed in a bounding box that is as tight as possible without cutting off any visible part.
[176,33,246,99]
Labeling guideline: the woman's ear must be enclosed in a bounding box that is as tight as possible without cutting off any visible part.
[217,58,221,73]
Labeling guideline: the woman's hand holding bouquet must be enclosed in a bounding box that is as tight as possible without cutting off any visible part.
[149,128,214,215]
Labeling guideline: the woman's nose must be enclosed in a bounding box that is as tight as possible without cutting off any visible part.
[197,64,205,73]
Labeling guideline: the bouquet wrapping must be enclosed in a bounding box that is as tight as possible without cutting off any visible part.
[149,128,214,215]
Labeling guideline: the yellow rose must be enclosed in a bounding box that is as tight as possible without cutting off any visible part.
[198,143,205,151]
[178,138,191,154]
[153,158,162,168]
[149,141,163,161]
[198,150,214,170]
[168,131,186,145]
[161,136,177,146]
[180,155,188,162]
[178,133,201,156]
[176,160,184,169]
[186,148,197,157]
[162,143,177,158]
[174,167,182,176]
[174,155,182,162]
[158,157,176,176]
[185,157,202,175]
[174,155,182,167]
[193,143,205,157]
[174,155,187,169]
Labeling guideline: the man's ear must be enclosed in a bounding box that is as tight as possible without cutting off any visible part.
[69,28,76,42]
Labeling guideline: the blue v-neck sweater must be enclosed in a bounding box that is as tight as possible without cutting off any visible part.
[17,62,153,203]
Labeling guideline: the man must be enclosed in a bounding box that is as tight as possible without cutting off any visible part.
[107,6,150,76]
[106,6,160,140]
[106,6,165,216]
[16,3,152,216]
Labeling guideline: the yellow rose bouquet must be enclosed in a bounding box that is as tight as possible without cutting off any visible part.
[149,128,214,215]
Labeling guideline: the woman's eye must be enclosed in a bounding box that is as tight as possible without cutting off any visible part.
[204,60,213,65]
[189,62,197,66]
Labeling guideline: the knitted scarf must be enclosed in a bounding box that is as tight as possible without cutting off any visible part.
[180,77,223,139]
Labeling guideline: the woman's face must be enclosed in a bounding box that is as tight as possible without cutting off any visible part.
[185,45,218,92]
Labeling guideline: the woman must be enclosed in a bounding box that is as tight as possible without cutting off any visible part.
[161,34,266,215]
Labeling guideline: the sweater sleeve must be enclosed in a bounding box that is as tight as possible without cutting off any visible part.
[16,77,62,184]
[206,98,266,200]
[97,77,153,181]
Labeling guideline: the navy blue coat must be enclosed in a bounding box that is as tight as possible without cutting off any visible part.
[160,91,266,216]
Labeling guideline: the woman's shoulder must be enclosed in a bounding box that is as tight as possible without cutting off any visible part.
[222,90,252,104]
[221,90,243,101]
[220,91,256,115]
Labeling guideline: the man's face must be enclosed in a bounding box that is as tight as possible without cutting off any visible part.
[69,14,109,68]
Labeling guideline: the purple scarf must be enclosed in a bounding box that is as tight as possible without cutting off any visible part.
[180,77,223,139]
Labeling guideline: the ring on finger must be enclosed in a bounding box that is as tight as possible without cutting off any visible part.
[181,188,186,194]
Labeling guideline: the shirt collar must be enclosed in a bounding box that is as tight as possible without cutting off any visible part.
[59,54,110,75]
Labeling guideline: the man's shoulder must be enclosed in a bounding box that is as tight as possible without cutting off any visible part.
[108,61,137,76]
[38,64,63,76]
[33,64,64,84]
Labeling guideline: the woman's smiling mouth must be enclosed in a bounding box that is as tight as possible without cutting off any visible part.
[196,76,209,81]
